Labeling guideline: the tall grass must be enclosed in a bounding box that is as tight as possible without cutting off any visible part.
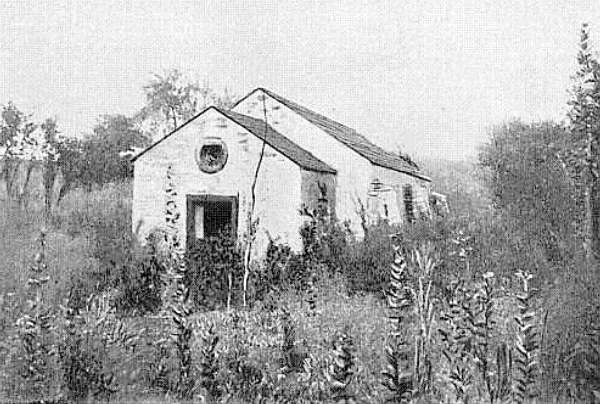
[0,174,599,403]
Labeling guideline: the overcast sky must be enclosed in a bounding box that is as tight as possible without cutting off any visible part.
[1,1,599,161]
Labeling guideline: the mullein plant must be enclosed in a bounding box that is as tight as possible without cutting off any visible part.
[513,270,539,404]
[410,243,437,394]
[305,271,319,316]
[381,244,414,403]
[439,280,473,403]
[279,306,306,375]
[325,328,356,403]
[465,271,514,404]
[16,228,57,400]
[382,242,440,402]
[197,323,220,403]
[162,165,195,398]
[471,272,497,403]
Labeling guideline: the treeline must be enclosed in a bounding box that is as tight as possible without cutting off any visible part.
[0,70,235,213]
[480,23,600,268]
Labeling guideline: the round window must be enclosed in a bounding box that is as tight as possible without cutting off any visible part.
[195,139,228,174]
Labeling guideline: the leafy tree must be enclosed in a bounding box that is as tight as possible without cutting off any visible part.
[55,114,149,204]
[0,103,58,208]
[0,102,36,199]
[55,137,85,205]
[84,114,150,184]
[41,118,59,216]
[479,120,580,264]
[139,69,235,137]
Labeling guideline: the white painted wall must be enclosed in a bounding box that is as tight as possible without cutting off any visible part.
[233,90,373,237]
[132,108,303,256]
[371,165,431,223]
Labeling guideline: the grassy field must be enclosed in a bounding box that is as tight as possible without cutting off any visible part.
[0,160,597,403]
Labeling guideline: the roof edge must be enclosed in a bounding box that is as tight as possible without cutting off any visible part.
[219,109,336,174]
[372,162,432,182]
[131,106,219,162]
[229,87,264,111]
[132,105,336,174]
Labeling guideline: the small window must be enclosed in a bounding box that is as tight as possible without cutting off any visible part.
[195,139,228,173]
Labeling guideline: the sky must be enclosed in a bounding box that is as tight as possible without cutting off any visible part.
[1,1,600,161]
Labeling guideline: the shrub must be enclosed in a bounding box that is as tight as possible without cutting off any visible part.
[344,220,395,296]
[197,324,220,401]
[110,251,164,314]
[57,292,141,401]
[251,239,295,306]
[541,262,600,401]
[299,205,352,273]
[185,228,243,310]
[56,182,163,314]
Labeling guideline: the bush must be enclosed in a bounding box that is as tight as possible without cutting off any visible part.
[57,292,141,401]
[185,229,243,310]
[343,221,395,296]
[251,239,295,306]
[56,182,163,314]
[479,120,581,268]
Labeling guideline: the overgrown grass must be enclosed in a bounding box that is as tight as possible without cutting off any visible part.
[0,172,599,403]
[0,196,94,309]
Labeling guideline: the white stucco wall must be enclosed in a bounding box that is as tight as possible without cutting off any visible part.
[233,90,373,237]
[132,108,303,256]
[370,165,431,224]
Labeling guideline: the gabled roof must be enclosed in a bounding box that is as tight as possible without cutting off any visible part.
[232,88,430,182]
[131,106,336,174]
[220,109,335,173]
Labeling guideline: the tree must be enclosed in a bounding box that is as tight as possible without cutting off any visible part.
[85,114,150,184]
[564,23,600,263]
[41,118,59,216]
[479,120,580,264]
[141,70,200,132]
[139,69,235,137]
[15,125,57,208]
[0,103,57,208]
[0,102,36,199]
[55,137,84,205]
[55,114,149,205]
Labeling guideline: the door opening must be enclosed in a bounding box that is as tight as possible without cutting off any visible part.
[186,195,238,246]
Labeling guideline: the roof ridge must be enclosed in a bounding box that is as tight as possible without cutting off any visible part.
[246,88,426,179]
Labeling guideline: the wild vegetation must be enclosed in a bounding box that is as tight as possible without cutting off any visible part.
[1,28,600,403]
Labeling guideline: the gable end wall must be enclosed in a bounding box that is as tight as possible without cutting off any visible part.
[132,108,303,255]
[232,90,372,236]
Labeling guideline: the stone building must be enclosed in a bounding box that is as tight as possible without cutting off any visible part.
[131,88,431,256]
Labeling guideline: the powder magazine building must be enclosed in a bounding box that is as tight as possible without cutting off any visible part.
[131,88,434,256]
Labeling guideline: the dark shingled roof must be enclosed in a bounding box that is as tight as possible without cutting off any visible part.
[131,107,336,174]
[233,88,430,181]
[220,109,336,173]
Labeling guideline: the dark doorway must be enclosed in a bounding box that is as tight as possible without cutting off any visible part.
[186,195,238,245]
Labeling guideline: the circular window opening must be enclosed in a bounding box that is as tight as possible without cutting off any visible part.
[195,139,228,174]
